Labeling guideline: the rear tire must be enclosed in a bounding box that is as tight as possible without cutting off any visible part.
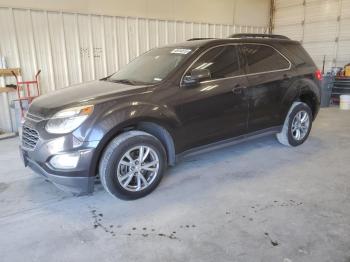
[276,102,313,147]
[99,131,167,200]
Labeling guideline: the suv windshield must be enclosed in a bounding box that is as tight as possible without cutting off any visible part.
[108,47,194,85]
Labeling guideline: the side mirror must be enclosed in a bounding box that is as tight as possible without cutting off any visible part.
[183,68,211,86]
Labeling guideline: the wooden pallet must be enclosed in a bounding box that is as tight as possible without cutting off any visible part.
[0,68,21,93]
[0,87,16,93]
[0,68,21,77]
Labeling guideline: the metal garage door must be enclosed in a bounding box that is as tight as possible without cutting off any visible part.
[274,0,350,72]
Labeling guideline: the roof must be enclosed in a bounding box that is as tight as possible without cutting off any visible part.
[164,34,298,50]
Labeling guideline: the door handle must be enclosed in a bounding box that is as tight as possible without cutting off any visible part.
[283,73,291,80]
[232,85,245,95]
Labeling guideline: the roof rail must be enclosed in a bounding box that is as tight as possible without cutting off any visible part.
[187,38,215,41]
[229,33,290,40]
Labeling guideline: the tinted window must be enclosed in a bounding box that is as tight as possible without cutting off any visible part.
[186,45,241,80]
[241,44,290,74]
[282,43,314,66]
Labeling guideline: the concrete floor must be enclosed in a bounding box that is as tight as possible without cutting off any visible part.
[0,107,350,262]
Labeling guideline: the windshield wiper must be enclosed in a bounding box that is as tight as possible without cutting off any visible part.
[109,79,137,85]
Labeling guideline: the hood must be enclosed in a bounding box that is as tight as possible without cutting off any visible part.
[29,80,148,117]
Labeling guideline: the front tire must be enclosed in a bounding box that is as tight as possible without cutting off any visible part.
[276,102,313,147]
[99,131,167,200]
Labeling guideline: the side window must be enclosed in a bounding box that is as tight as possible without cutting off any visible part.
[186,45,241,81]
[241,44,290,74]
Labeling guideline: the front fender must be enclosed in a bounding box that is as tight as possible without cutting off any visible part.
[80,101,181,143]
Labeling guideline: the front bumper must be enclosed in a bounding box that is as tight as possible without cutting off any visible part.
[20,145,96,195]
[20,147,95,194]
[19,119,98,195]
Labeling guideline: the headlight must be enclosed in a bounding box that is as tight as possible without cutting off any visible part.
[45,105,94,134]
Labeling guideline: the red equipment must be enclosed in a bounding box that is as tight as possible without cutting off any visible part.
[12,70,41,118]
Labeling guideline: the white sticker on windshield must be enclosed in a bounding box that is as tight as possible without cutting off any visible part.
[171,48,192,55]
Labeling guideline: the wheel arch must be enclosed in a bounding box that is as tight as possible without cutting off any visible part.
[298,91,319,120]
[89,118,177,178]
[283,78,320,121]
[297,78,321,120]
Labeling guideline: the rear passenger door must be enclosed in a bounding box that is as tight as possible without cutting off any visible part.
[239,44,292,132]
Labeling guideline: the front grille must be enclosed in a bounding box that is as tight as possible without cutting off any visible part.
[25,112,45,122]
[22,125,39,150]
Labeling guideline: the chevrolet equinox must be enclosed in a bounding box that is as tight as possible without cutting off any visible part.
[20,34,321,199]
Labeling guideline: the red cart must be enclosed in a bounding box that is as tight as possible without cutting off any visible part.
[12,70,41,118]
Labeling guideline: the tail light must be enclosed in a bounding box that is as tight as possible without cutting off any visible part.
[315,69,323,81]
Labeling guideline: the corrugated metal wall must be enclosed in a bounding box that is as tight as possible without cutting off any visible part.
[273,0,350,71]
[0,7,267,132]
[0,7,267,92]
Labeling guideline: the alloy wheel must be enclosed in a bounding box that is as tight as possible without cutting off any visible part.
[117,145,160,192]
[291,110,310,141]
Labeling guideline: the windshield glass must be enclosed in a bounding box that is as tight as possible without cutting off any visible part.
[108,47,193,85]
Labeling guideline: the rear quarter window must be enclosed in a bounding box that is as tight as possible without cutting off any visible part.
[281,43,315,67]
[241,44,290,74]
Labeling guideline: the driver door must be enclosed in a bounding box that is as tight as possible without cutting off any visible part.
[176,45,249,150]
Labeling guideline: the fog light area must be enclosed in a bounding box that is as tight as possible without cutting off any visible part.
[49,152,80,169]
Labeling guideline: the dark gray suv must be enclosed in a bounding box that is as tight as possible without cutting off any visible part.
[20,34,321,200]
